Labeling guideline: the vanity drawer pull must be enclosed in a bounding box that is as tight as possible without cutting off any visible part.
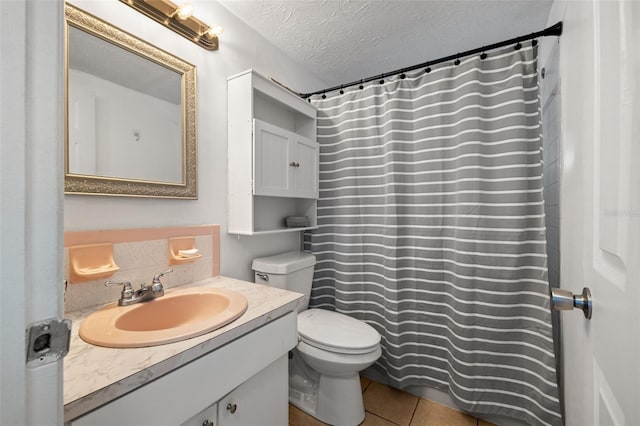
[226,403,237,414]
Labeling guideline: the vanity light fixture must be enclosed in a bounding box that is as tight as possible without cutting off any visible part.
[119,0,221,51]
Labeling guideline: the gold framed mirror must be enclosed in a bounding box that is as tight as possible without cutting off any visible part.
[64,3,197,198]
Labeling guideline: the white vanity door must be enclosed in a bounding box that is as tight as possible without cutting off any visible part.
[181,403,217,426]
[218,356,288,426]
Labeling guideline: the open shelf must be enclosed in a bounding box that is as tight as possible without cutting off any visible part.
[244,226,319,236]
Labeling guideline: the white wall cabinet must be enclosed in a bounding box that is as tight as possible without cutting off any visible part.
[254,119,318,199]
[228,69,318,235]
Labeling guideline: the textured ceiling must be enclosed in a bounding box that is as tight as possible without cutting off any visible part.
[219,0,553,91]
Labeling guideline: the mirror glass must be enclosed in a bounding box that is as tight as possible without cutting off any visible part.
[65,4,197,198]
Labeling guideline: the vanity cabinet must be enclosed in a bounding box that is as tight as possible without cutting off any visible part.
[228,69,318,235]
[68,311,296,426]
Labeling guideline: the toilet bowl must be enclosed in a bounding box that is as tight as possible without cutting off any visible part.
[295,309,381,425]
[252,251,382,426]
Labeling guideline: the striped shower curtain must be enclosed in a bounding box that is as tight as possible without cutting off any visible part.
[305,45,562,426]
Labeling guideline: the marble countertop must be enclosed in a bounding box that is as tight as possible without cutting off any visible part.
[64,276,303,422]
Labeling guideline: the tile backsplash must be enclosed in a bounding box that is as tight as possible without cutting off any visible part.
[64,225,220,313]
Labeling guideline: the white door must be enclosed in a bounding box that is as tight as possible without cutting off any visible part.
[559,1,640,425]
[0,2,65,425]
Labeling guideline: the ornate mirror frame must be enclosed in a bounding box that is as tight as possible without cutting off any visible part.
[64,3,197,199]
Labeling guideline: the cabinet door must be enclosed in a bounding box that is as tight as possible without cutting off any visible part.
[253,119,293,197]
[181,403,217,426]
[292,137,318,199]
[218,356,288,426]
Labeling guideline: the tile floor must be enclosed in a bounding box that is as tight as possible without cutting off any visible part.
[289,377,497,426]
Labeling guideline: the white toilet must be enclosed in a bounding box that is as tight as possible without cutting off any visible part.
[253,251,381,426]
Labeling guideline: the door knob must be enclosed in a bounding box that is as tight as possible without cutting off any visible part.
[551,287,592,319]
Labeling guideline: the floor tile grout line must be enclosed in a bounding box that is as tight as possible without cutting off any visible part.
[407,397,420,426]
[363,392,409,426]
[365,407,404,426]
[362,379,421,426]
[364,409,403,426]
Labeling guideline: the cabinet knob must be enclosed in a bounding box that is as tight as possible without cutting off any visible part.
[226,403,237,414]
[289,162,300,167]
[202,420,214,426]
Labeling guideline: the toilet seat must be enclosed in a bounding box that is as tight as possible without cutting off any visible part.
[298,309,380,355]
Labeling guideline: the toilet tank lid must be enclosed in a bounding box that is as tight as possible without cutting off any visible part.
[252,251,316,274]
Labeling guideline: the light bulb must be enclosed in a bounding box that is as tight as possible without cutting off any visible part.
[175,4,194,20]
[204,25,223,38]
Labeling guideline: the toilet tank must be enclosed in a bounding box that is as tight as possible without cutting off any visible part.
[252,251,316,310]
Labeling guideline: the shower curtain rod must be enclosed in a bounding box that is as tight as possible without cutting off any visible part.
[300,21,563,99]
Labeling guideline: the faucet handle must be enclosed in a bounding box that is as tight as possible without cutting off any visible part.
[104,281,134,300]
[152,269,173,283]
[151,269,173,292]
[104,280,132,288]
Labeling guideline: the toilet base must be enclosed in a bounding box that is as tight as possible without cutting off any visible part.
[289,348,369,426]
[317,373,365,426]
[289,373,365,426]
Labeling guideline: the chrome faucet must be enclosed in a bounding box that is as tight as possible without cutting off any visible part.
[105,269,173,306]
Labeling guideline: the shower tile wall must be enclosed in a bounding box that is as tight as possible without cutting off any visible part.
[541,41,564,420]
[542,44,561,289]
